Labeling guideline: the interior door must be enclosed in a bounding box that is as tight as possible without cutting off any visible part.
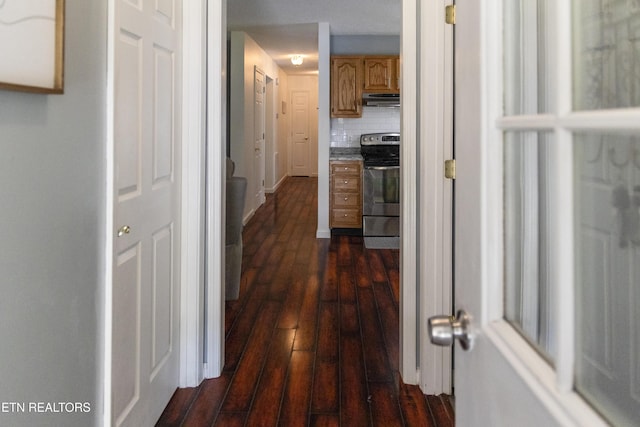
[254,67,266,208]
[445,1,640,425]
[290,90,310,176]
[112,0,182,425]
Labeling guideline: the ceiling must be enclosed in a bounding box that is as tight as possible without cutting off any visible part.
[227,0,401,74]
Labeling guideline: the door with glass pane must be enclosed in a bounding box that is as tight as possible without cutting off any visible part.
[450,0,640,425]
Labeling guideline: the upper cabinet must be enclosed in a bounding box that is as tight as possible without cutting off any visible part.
[331,57,363,118]
[363,56,399,93]
[331,55,400,118]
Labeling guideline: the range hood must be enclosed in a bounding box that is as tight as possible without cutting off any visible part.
[362,93,400,107]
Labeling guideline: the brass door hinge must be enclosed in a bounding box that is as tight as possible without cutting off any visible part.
[445,5,456,25]
[445,159,456,179]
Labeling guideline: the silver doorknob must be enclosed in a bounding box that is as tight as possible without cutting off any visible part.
[428,309,473,350]
[117,225,131,237]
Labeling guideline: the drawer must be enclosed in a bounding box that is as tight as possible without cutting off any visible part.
[333,192,360,208]
[331,162,361,175]
[331,208,362,228]
[332,176,360,192]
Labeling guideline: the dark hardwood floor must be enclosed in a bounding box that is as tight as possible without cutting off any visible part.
[156,176,454,426]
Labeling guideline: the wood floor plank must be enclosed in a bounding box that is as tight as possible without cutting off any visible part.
[321,251,339,302]
[245,328,296,427]
[339,266,357,303]
[310,414,340,427]
[221,300,281,412]
[366,250,388,283]
[293,276,320,351]
[357,287,393,382]
[223,282,268,371]
[373,281,400,373]
[280,350,315,426]
[340,334,371,425]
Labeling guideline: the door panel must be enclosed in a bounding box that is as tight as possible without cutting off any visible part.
[254,68,266,208]
[291,90,310,176]
[112,0,181,425]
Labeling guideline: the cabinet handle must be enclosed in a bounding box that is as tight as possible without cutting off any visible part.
[344,180,348,184]
[344,197,348,201]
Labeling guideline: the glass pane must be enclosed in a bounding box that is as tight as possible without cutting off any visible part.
[504,0,553,115]
[504,131,555,362]
[574,133,640,425]
[573,1,640,110]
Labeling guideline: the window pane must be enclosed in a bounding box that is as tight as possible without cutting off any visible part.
[574,133,640,425]
[573,1,640,110]
[504,131,555,362]
[504,0,553,115]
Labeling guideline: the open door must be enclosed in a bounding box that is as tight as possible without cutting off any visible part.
[429,1,640,425]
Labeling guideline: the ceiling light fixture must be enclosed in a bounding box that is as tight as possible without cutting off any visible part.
[291,55,303,66]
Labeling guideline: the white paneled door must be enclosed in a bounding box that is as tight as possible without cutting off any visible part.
[290,90,311,176]
[112,0,182,426]
[254,67,266,209]
[447,0,640,425]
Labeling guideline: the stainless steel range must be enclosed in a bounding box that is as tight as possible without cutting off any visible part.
[360,132,400,249]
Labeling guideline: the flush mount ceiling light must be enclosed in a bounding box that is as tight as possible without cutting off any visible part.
[290,55,304,66]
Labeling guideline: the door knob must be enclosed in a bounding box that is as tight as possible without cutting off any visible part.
[117,225,131,237]
[428,309,473,350]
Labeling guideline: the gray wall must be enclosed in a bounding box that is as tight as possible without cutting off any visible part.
[330,35,400,55]
[0,1,106,426]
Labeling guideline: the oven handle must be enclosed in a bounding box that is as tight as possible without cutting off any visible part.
[364,165,400,170]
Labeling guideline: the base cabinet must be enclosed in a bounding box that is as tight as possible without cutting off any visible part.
[330,160,362,229]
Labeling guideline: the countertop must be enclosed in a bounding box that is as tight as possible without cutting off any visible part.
[329,147,363,161]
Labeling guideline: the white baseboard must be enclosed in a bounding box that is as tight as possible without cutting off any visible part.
[266,174,287,194]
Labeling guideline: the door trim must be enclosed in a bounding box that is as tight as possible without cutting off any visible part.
[417,0,454,394]
[399,0,454,393]
[181,0,209,384]
[204,0,226,378]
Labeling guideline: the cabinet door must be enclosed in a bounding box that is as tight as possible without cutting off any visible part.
[331,57,362,118]
[363,57,397,93]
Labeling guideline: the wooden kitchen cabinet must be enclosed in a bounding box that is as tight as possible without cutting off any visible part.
[363,56,399,93]
[331,57,363,118]
[330,160,362,229]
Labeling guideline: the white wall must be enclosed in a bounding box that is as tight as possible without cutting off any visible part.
[0,1,106,426]
[275,72,289,190]
[288,75,319,176]
[229,31,285,221]
[317,23,331,239]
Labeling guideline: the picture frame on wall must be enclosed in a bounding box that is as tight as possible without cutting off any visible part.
[0,0,65,94]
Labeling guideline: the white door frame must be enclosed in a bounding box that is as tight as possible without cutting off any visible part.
[400,0,453,393]
[199,0,451,394]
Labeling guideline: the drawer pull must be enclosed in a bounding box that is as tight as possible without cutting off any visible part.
[344,214,348,217]
[344,180,348,184]
[344,197,348,201]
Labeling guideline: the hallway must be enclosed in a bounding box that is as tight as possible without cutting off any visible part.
[156,177,453,426]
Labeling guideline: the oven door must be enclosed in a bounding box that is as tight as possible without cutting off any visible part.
[362,165,400,216]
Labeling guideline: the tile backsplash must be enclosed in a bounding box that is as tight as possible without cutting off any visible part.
[330,107,400,147]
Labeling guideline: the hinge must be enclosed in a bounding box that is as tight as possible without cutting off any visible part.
[445,5,456,25]
[444,159,456,179]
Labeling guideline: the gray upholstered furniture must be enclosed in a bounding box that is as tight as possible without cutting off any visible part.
[225,158,247,300]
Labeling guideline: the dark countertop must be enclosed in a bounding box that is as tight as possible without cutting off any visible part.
[330,147,363,161]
